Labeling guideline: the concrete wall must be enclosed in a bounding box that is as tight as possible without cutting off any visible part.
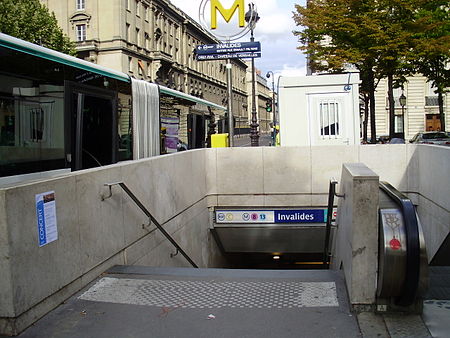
[0,149,225,335]
[205,145,413,207]
[1,144,449,335]
[205,145,449,261]
[408,145,450,260]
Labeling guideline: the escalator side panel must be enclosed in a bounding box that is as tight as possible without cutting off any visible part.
[377,208,407,298]
[378,182,428,307]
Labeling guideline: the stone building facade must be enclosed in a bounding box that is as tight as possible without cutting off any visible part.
[373,76,449,140]
[40,0,250,146]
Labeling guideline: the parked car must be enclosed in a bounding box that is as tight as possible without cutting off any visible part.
[389,138,405,144]
[409,132,450,146]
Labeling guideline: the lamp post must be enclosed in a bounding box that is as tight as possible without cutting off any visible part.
[399,93,406,138]
[266,71,276,145]
[245,3,260,147]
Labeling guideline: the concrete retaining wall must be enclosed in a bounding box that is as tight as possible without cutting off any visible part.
[408,145,450,260]
[0,149,225,335]
[205,145,449,260]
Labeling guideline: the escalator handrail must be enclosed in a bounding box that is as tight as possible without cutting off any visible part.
[379,181,420,306]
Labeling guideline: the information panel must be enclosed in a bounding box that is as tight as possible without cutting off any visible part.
[195,42,261,60]
[35,191,58,247]
[215,209,328,224]
[196,42,261,55]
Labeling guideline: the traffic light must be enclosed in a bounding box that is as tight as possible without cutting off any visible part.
[265,99,272,112]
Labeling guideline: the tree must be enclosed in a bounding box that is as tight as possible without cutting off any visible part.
[374,0,417,139]
[412,0,450,132]
[294,0,387,142]
[0,0,75,55]
[293,0,426,141]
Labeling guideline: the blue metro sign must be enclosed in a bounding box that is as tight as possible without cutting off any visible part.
[195,42,261,60]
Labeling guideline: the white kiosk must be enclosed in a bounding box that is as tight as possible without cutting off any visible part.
[278,73,361,146]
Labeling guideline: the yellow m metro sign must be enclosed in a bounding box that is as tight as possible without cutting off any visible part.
[210,0,245,30]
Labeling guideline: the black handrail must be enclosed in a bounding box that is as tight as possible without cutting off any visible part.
[104,182,198,268]
[379,181,420,306]
[323,179,344,266]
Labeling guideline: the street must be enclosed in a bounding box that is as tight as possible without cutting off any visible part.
[232,133,274,147]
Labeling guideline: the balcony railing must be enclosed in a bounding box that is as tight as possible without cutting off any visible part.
[386,96,442,108]
[425,96,439,107]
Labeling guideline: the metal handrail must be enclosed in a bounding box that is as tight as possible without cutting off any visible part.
[379,181,420,306]
[323,179,345,266]
[102,182,198,268]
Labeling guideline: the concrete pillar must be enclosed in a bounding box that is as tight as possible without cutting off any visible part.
[332,163,379,309]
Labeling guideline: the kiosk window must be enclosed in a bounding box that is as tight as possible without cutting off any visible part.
[319,101,340,138]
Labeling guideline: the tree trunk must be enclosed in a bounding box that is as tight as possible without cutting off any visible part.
[438,91,445,132]
[388,74,395,139]
[368,69,377,143]
[363,93,369,142]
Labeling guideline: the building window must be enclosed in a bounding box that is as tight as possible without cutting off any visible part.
[144,5,149,21]
[138,60,143,75]
[136,28,140,46]
[126,24,130,41]
[76,24,86,41]
[76,0,85,10]
[144,32,149,49]
[394,114,404,134]
[426,81,439,106]
[319,101,340,137]
[128,57,133,72]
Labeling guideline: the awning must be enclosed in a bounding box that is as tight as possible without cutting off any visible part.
[159,86,226,111]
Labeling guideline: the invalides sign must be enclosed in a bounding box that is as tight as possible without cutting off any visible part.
[199,0,256,41]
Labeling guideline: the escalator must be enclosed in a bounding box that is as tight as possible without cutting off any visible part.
[376,182,428,308]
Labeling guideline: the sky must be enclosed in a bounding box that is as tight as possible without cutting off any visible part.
[170,0,308,82]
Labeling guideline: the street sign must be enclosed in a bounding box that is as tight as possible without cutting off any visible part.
[197,52,261,61]
[196,42,261,55]
[195,42,261,60]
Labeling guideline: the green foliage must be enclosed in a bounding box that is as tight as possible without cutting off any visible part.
[411,0,450,93]
[411,0,450,130]
[293,0,450,135]
[0,0,75,55]
[293,0,417,82]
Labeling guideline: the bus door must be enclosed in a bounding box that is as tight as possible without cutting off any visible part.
[188,113,206,149]
[66,82,117,171]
